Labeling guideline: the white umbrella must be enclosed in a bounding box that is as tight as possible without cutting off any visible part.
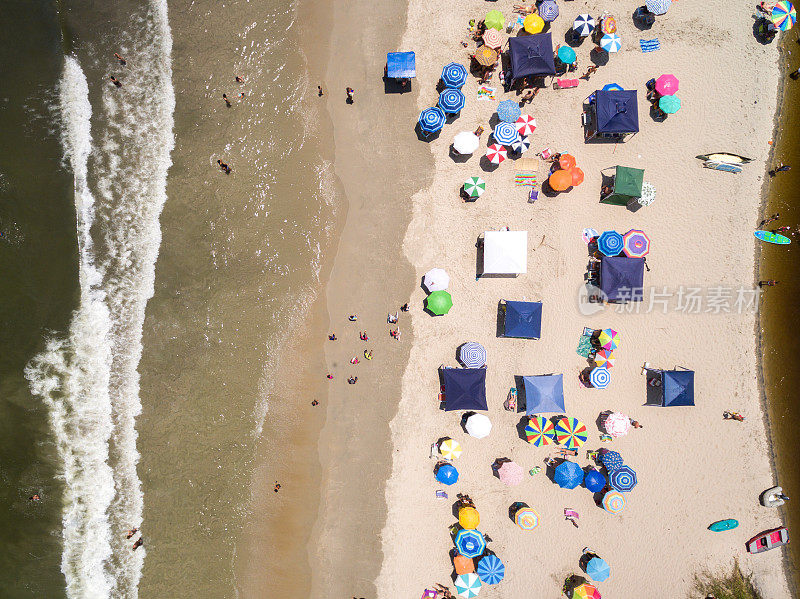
[423,268,450,292]
[453,131,480,154]
[465,414,492,439]
[603,412,631,437]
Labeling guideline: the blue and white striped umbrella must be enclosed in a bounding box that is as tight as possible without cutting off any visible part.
[609,465,638,492]
[497,99,522,123]
[454,573,482,598]
[442,62,469,88]
[459,342,487,368]
[646,0,672,15]
[573,14,595,37]
[492,122,520,145]
[511,136,530,154]
[589,366,611,389]
[597,230,624,256]
[599,450,623,471]
[539,0,559,22]
[600,33,622,53]
[439,88,466,113]
[476,555,505,585]
[455,529,486,558]
[419,106,446,134]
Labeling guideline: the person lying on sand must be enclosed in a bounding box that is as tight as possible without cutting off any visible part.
[513,4,536,14]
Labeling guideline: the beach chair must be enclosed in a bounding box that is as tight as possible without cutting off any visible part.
[553,78,579,90]
[564,509,580,525]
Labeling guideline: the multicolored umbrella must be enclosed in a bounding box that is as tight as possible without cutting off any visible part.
[485,143,507,165]
[558,45,577,64]
[602,82,624,91]
[539,0,559,22]
[573,14,596,37]
[655,73,679,95]
[439,88,466,113]
[485,9,505,30]
[442,62,469,88]
[497,461,524,486]
[554,460,584,489]
[584,469,607,492]
[646,0,672,15]
[601,15,617,33]
[602,412,630,438]
[597,328,619,350]
[497,99,522,123]
[554,417,589,449]
[524,415,556,446]
[435,463,459,485]
[423,267,449,291]
[524,13,545,33]
[589,366,611,389]
[593,349,615,368]
[439,438,463,459]
[600,33,622,53]
[574,582,602,599]
[597,230,624,256]
[586,557,611,582]
[425,290,453,315]
[455,573,482,598]
[455,529,486,558]
[610,465,637,492]
[622,229,650,258]
[474,46,498,67]
[772,0,797,30]
[515,506,540,530]
[459,506,480,529]
[459,342,487,368]
[476,555,504,585]
[599,449,623,472]
[463,176,486,199]
[515,114,537,136]
[659,94,681,114]
[511,136,530,154]
[419,106,446,134]
[603,490,626,514]
[454,131,480,155]
[492,122,520,145]
[482,29,503,49]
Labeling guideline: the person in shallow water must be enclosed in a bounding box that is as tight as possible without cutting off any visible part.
[217,159,231,174]
[132,538,143,551]
[125,527,138,539]
[114,52,127,65]
[109,76,122,87]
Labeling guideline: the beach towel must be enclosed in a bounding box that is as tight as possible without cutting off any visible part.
[514,157,538,186]
[576,335,593,358]
[477,85,497,101]
[639,38,661,52]
[515,173,537,186]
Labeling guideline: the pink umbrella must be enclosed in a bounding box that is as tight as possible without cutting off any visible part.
[655,74,679,96]
[603,412,631,438]
[486,143,508,164]
[496,461,524,486]
[515,114,537,136]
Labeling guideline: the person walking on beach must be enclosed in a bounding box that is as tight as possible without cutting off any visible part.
[346,87,355,104]
[29,493,41,502]
[223,93,231,107]
[760,212,780,227]
[311,399,319,406]
[114,53,127,65]
[109,76,122,87]
[318,85,324,97]
[235,75,244,83]
[364,350,373,360]
[400,303,410,312]
[387,311,398,324]
[390,328,401,340]
[326,374,333,379]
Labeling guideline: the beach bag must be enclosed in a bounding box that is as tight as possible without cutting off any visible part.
[504,387,517,411]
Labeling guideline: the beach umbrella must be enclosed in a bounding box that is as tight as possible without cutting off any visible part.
[573,14,596,37]
[436,463,459,485]
[497,461,524,486]
[439,88,466,113]
[515,114,537,136]
[439,437,463,459]
[523,13,545,34]
[459,342,487,368]
[482,29,503,49]
[515,506,540,530]
[474,46,498,67]
[539,0,559,22]
[455,529,487,558]
[423,267,450,292]
[497,99,522,123]
[609,465,638,492]
[425,290,453,315]
[659,94,681,114]
[465,413,492,439]
[485,9,504,30]
[655,73,679,96]
[511,136,530,154]
[622,229,651,258]
[442,62,469,88]
[603,490,626,514]
[589,366,611,389]
[597,328,619,350]
[485,144,507,165]
[419,107,446,134]
[593,349,615,368]
[554,460,584,489]
[554,417,589,449]
[601,15,617,33]
[476,555,505,585]
[586,557,611,582]
[602,82,624,91]
[603,412,631,438]
[584,469,607,493]
[646,0,672,15]
[571,167,585,186]
[597,230,624,256]
[558,46,577,64]
[549,169,572,192]
[600,33,622,53]
[772,0,797,30]
[492,122,520,145]
[559,153,577,170]
[599,449,623,471]
[524,415,555,446]
[640,182,656,206]
[455,572,482,598]
[454,132,480,155]
[454,554,475,575]
[574,582,602,599]
[463,176,486,199]
[459,506,480,529]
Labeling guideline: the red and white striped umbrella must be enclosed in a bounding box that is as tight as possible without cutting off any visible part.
[515,114,537,136]
[486,143,507,164]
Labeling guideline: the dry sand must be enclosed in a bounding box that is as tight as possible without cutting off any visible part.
[375,1,793,597]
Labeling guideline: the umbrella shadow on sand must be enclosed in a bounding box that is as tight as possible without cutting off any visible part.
[508,501,528,523]
[491,457,513,481]
[382,75,412,95]
[449,145,472,164]
[415,122,442,142]
[562,574,589,597]
[515,416,530,442]
[479,155,501,172]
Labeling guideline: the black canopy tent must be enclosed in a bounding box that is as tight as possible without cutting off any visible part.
[508,33,556,83]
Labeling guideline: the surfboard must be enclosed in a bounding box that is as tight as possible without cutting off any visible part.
[754,230,791,245]
[709,519,739,532]
[696,153,753,164]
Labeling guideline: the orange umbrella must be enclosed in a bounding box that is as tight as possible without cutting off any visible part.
[602,16,617,33]
[474,46,498,66]
[559,154,576,170]
[454,554,475,575]
[549,169,572,191]
[571,167,585,186]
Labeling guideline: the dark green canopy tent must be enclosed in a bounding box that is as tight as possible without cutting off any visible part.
[601,166,644,206]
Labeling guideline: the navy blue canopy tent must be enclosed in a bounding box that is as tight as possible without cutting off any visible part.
[442,368,488,411]
[387,52,416,78]
[600,256,644,302]
[651,369,695,406]
[592,89,639,136]
[504,300,542,339]
[508,34,556,82]
[523,374,565,415]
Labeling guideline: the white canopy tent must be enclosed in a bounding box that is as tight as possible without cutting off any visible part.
[482,230,528,275]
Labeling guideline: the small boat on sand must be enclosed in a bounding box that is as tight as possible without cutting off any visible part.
[746,527,789,553]
[761,486,790,507]
[696,152,753,164]
[709,519,739,532]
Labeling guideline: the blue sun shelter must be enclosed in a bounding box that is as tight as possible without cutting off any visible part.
[600,256,644,302]
[502,300,542,339]
[647,368,695,406]
[587,89,639,141]
[386,51,416,79]
[523,374,565,415]
[442,367,488,411]
[508,33,556,83]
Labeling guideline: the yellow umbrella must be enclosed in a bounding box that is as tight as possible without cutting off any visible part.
[459,506,480,529]
[474,45,498,66]
[439,438,463,459]
[524,14,545,34]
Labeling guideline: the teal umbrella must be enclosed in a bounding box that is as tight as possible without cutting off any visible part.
[558,46,577,64]
[659,95,681,114]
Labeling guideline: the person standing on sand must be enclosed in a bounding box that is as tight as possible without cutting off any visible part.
[328,333,336,340]
[318,85,324,96]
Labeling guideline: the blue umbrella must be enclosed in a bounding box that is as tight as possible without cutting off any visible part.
[459,342,487,368]
[609,465,637,492]
[554,460,584,489]
[476,555,505,585]
[602,82,624,91]
[597,230,624,256]
[419,107,446,134]
[442,62,469,88]
[539,0,559,22]
[584,469,607,492]
[439,88,466,113]
[558,46,577,64]
[573,14,595,37]
[511,136,530,154]
[646,0,671,15]
[455,529,486,558]
[586,557,611,582]
[599,450,623,472]
[497,99,522,123]
[435,463,459,485]
[589,366,611,389]
[492,122,520,145]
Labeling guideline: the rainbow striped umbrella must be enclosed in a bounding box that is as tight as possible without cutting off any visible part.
[515,506,540,530]
[609,465,638,492]
[603,490,626,514]
[554,417,589,449]
[623,229,651,258]
[597,328,619,350]
[593,349,615,368]
[524,415,556,446]
[772,1,797,30]
[574,582,602,599]
[589,366,611,389]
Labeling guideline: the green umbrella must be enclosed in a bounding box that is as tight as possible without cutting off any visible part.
[463,176,486,199]
[425,290,453,315]
[485,10,504,30]
[659,95,681,114]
